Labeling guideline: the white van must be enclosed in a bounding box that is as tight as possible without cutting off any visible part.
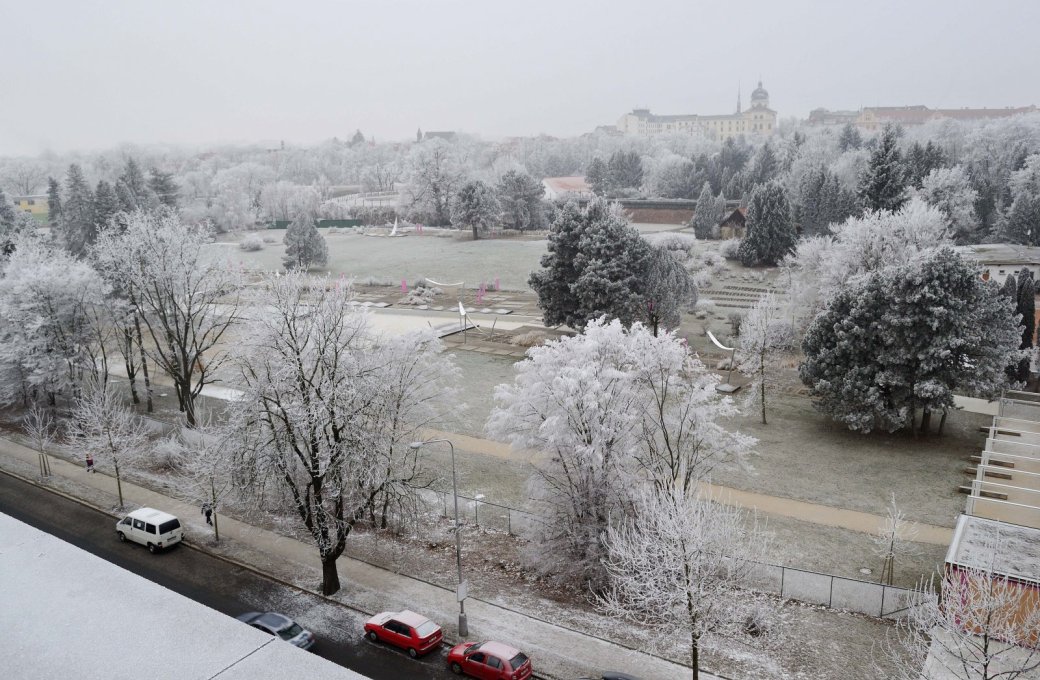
[115,508,183,553]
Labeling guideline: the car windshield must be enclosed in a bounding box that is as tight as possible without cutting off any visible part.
[415,621,439,638]
[467,642,484,653]
[158,519,180,534]
[509,652,529,668]
[277,622,304,641]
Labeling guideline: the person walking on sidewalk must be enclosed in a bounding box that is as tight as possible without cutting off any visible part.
[85,453,95,473]
[202,502,213,526]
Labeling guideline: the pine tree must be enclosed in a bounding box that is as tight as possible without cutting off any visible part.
[116,158,155,212]
[838,123,862,152]
[750,143,778,184]
[586,157,609,196]
[46,177,63,229]
[738,181,795,266]
[93,180,120,230]
[608,150,643,192]
[692,181,717,239]
[147,168,179,208]
[529,201,585,327]
[63,164,95,257]
[282,212,328,271]
[1016,269,1035,381]
[1000,194,1040,246]
[496,170,545,231]
[858,125,908,212]
[416,128,423,143]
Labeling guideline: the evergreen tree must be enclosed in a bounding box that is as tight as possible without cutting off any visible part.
[801,248,1022,435]
[46,177,63,229]
[416,128,423,143]
[93,180,120,230]
[838,123,862,152]
[450,180,500,240]
[718,137,751,175]
[63,164,95,257]
[585,157,609,196]
[738,181,795,266]
[607,150,643,192]
[281,212,328,270]
[147,168,179,208]
[496,170,545,231]
[0,189,33,257]
[799,167,859,237]
[750,142,778,184]
[1016,269,1035,381]
[1000,194,1040,245]
[116,158,155,213]
[529,201,586,327]
[858,125,908,212]
[350,129,365,146]
[692,181,718,239]
[1002,272,1018,304]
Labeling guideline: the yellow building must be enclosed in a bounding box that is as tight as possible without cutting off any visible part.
[616,81,776,140]
[13,194,49,218]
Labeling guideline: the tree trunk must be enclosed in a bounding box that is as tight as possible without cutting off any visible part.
[691,631,699,680]
[938,408,948,436]
[183,382,197,428]
[123,328,139,404]
[133,311,153,413]
[320,556,341,595]
[471,223,479,240]
[919,408,932,435]
[759,353,767,424]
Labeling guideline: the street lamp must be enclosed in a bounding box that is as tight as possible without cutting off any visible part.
[410,438,468,637]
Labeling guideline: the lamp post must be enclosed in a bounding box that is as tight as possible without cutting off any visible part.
[410,438,468,637]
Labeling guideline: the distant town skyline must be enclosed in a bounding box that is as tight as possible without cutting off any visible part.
[2,0,1039,156]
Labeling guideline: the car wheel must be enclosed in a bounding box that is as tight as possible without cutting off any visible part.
[408,647,418,658]
[367,631,379,643]
[451,662,463,675]
[148,543,157,554]
[117,532,126,542]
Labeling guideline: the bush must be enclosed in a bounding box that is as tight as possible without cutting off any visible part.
[656,233,699,258]
[239,235,264,251]
[351,205,398,226]
[508,330,550,348]
[719,238,742,259]
[150,437,187,472]
[728,311,744,336]
[261,234,277,244]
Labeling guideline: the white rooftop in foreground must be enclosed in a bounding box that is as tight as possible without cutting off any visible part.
[945,514,1040,587]
[0,512,369,680]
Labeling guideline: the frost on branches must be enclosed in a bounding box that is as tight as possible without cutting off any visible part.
[737,292,797,425]
[598,486,777,680]
[221,272,457,595]
[487,318,754,588]
[800,248,1023,435]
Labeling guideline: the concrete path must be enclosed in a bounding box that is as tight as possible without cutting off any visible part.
[0,435,719,680]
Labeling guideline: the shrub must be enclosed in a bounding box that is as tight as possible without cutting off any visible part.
[239,235,264,251]
[261,234,277,244]
[719,238,742,259]
[728,311,744,336]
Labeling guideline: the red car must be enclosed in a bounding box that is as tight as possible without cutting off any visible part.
[447,640,532,680]
[363,609,443,658]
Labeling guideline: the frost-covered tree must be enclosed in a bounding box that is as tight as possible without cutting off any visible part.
[451,180,500,240]
[859,125,908,212]
[1015,269,1035,382]
[0,238,111,405]
[597,486,776,680]
[406,138,464,225]
[282,211,328,270]
[62,164,95,256]
[115,158,156,213]
[647,155,700,199]
[94,212,241,427]
[880,563,1040,680]
[738,181,795,266]
[608,149,643,192]
[838,123,862,152]
[488,319,754,588]
[496,170,545,231]
[738,292,796,424]
[796,166,859,237]
[222,273,456,594]
[0,188,36,258]
[642,245,697,335]
[871,493,918,586]
[2,158,47,196]
[749,142,779,185]
[148,167,179,208]
[23,401,55,477]
[905,140,947,189]
[692,181,722,239]
[46,177,63,230]
[528,201,584,327]
[914,166,979,244]
[67,378,148,508]
[997,154,1040,246]
[93,180,120,231]
[585,157,610,196]
[800,248,1023,434]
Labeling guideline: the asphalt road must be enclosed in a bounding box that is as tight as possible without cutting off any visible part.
[0,471,456,680]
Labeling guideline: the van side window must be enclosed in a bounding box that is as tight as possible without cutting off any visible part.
[145,523,157,534]
[133,519,145,531]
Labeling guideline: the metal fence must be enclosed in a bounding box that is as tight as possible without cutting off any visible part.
[412,485,921,619]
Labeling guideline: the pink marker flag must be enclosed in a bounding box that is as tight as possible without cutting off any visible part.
[401,279,408,292]
[494,277,500,291]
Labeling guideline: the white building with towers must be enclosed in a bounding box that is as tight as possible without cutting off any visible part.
[615,81,776,140]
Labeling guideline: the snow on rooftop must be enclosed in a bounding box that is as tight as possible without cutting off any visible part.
[954,244,1040,266]
[0,512,368,680]
[945,514,1040,586]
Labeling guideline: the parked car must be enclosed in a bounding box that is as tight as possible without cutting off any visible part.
[447,640,532,679]
[363,609,443,658]
[115,507,182,553]
[578,674,642,680]
[236,612,316,650]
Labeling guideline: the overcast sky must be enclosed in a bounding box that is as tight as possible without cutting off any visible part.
[2,0,1038,156]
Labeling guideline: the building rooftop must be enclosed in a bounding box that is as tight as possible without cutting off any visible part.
[954,244,1040,266]
[542,176,591,193]
[945,514,1040,587]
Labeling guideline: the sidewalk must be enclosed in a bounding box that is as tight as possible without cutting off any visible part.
[0,435,719,680]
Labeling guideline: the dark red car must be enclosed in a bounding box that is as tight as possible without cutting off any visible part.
[363,609,442,658]
[447,640,532,680]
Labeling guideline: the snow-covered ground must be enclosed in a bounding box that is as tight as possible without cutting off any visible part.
[0,512,368,680]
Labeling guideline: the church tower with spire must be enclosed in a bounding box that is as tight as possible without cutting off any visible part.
[736,83,742,114]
